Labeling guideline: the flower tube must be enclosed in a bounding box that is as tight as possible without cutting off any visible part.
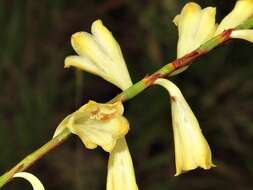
[154,78,215,176]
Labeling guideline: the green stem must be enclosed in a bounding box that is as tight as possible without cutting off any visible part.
[112,29,234,103]
[1,16,253,188]
[0,129,70,188]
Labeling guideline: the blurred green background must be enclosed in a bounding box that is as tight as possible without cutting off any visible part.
[1,0,253,189]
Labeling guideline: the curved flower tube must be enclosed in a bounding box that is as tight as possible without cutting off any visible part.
[154,79,215,176]
[13,172,45,190]
[172,0,253,75]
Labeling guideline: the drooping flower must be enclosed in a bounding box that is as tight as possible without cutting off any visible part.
[172,0,253,75]
[154,78,215,176]
[65,19,132,90]
[13,172,45,190]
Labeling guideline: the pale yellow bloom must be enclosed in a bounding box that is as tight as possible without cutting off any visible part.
[154,79,215,176]
[107,138,139,190]
[65,19,132,90]
[173,0,253,75]
[13,172,45,190]
[54,100,129,152]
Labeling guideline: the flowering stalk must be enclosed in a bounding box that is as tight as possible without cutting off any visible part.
[111,29,234,103]
[0,129,70,187]
[1,16,253,189]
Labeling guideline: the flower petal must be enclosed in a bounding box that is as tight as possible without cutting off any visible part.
[69,110,129,152]
[193,7,217,48]
[13,172,45,190]
[175,2,202,58]
[231,29,253,42]
[154,79,215,176]
[64,55,105,77]
[216,0,253,34]
[71,31,112,71]
[107,138,139,190]
[91,20,133,90]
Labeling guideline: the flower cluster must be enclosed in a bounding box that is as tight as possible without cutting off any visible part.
[53,0,253,189]
[61,18,214,189]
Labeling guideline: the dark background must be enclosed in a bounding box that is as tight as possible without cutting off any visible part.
[1,0,253,189]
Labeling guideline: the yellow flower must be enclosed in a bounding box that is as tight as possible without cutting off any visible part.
[65,19,132,90]
[154,79,215,176]
[54,100,129,152]
[172,0,253,75]
[13,172,45,190]
[107,138,139,190]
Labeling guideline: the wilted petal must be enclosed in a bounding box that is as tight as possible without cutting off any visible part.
[216,0,253,34]
[172,3,216,75]
[107,138,139,190]
[54,101,129,152]
[231,29,253,42]
[13,172,45,190]
[154,79,215,176]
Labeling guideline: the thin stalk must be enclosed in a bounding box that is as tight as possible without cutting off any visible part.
[0,129,70,187]
[1,17,253,188]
